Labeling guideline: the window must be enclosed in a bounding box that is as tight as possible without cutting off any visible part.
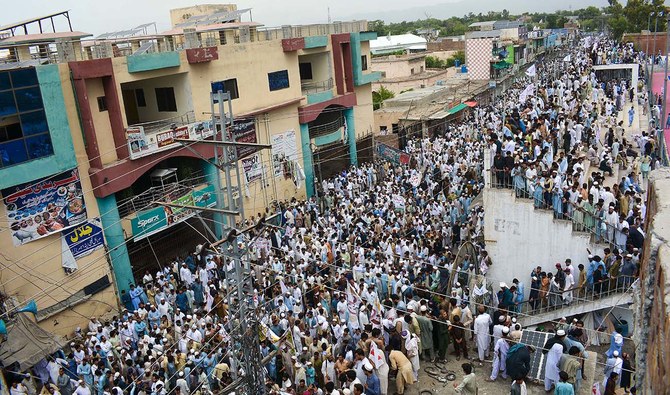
[361,55,368,71]
[268,70,290,91]
[97,96,108,112]
[299,63,313,80]
[0,67,53,168]
[410,68,415,75]
[155,87,177,112]
[135,89,146,107]
[211,79,239,100]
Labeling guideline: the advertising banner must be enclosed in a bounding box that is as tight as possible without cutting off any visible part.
[271,130,298,178]
[230,118,257,159]
[3,169,88,246]
[131,184,217,241]
[156,126,189,148]
[241,154,263,183]
[62,218,105,259]
[131,206,167,241]
[126,126,148,156]
[126,120,217,160]
[193,184,216,208]
[375,142,410,165]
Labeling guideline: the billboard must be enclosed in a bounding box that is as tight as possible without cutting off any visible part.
[126,120,216,160]
[130,184,217,241]
[3,169,88,246]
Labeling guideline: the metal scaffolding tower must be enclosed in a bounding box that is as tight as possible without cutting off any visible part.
[174,91,270,394]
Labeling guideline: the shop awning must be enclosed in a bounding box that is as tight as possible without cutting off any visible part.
[446,103,468,115]
[464,101,478,107]
[0,313,64,370]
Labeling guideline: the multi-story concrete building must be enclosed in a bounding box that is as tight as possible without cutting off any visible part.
[0,8,379,335]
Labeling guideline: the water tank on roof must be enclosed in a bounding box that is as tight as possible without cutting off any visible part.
[461,65,468,73]
[454,59,461,67]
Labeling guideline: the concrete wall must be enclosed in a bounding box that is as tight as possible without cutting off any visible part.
[120,73,193,124]
[85,78,118,166]
[299,52,332,84]
[483,188,604,299]
[634,168,670,393]
[354,83,375,138]
[249,104,305,214]
[370,56,426,79]
[374,109,405,135]
[372,68,456,95]
[0,63,117,337]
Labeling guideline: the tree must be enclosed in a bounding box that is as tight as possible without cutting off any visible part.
[425,56,447,69]
[372,86,395,110]
[368,20,388,36]
[502,9,510,20]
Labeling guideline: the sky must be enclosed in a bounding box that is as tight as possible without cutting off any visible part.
[0,0,659,37]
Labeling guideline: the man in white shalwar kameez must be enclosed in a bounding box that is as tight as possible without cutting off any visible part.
[403,331,420,381]
[544,343,563,391]
[473,306,492,362]
[488,327,510,381]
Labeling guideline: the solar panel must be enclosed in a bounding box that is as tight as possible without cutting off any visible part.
[519,330,551,381]
[133,41,154,55]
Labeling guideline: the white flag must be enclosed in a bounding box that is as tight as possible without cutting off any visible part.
[61,237,78,272]
[525,64,536,77]
[369,342,385,369]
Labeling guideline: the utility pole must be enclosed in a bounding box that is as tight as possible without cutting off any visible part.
[211,90,267,395]
[175,92,271,395]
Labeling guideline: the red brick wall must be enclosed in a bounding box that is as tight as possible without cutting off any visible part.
[427,40,465,52]
[623,33,668,54]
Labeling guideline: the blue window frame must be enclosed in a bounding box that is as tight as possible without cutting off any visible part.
[268,70,289,91]
[0,67,53,168]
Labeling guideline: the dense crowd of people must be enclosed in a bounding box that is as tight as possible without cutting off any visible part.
[7,36,654,395]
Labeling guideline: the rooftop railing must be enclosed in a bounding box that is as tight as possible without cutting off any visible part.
[0,21,369,68]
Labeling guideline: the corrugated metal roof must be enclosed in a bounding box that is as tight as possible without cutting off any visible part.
[370,34,427,51]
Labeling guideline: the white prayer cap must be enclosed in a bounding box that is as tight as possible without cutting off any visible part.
[502,327,510,334]
[420,305,427,312]
[500,282,507,288]
[613,350,620,357]
[556,329,566,336]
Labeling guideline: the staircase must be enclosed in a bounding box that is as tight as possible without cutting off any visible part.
[519,288,634,327]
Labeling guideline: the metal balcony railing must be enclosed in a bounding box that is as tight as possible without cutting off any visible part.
[129,111,196,134]
[309,116,344,137]
[117,173,207,218]
[301,78,334,94]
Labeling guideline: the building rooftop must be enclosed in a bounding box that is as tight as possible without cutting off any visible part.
[466,30,502,39]
[371,53,426,63]
[0,31,92,46]
[469,21,496,29]
[370,34,427,54]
